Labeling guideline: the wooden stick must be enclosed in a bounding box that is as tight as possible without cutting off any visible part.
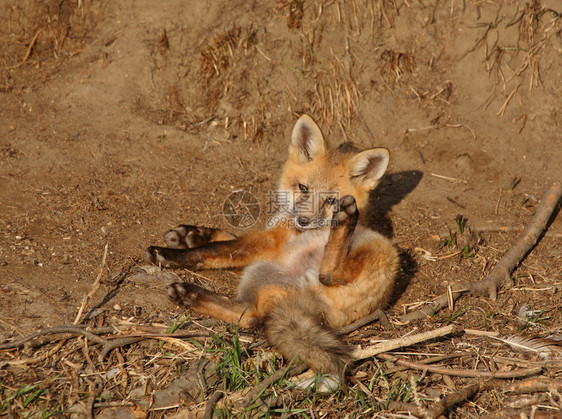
[353,325,456,360]
[339,308,391,334]
[204,391,225,419]
[5,29,43,70]
[85,378,101,419]
[426,381,493,419]
[504,377,562,394]
[0,325,112,350]
[74,242,109,324]
[98,337,144,362]
[376,353,542,378]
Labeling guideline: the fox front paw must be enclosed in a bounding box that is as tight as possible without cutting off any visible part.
[167,282,207,308]
[331,195,358,229]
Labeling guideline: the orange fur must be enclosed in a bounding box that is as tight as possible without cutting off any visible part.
[148,114,399,374]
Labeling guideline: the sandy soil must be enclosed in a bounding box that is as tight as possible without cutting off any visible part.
[0,0,561,417]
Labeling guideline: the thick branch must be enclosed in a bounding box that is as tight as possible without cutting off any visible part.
[504,377,562,394]
[472,182,561,299]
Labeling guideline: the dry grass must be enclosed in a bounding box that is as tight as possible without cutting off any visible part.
[0,0,99,70]
[472,1,561,95]
[311,57,361,138]
[1,262,560,417]
[200,26,258,82]
[276,0,304,29]
[379,50,416,87]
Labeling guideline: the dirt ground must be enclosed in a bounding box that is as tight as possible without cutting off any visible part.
[1,0,561,417]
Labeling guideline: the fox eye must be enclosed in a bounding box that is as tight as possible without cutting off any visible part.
[325,197,336,205]
[298,183,308,193]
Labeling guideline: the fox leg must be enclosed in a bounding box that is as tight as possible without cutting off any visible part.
[164,225,237,249]
[146,226,297,269]
[315,195,398,327]
[318,195,358,286]
[317,230,399,328]
[167,281,291,328]
[167,282,259,328]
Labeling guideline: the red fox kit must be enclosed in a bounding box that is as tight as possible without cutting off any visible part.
[146,115,398,374]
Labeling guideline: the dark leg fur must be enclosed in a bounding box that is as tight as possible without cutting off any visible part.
[146,227,295,270]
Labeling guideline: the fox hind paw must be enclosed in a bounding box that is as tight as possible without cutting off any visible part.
[164,225,209,249]
[332,195,358,228]
[164,227,189,249]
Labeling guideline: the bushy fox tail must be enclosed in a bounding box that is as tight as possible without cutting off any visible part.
[264,290,353,374]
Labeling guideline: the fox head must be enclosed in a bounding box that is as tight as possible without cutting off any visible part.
[274,114,390,230]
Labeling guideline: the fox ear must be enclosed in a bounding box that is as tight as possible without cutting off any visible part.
[289,115,327,163]
[348,148,389,189]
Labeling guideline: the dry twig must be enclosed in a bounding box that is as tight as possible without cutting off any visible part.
[241,363,308,408]
[386,353,466,374]
[3,340,67,366]
[86,378,101,419]
[354,325,456,360]
[376,353,542,379]
[74,242,109,324]
[0,325,112,350]
[339,308,391,334]
[387,400,425,416]
[5,29,43,70]
[426,381,493,418]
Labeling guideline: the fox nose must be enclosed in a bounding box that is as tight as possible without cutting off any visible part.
[297,217,310,228]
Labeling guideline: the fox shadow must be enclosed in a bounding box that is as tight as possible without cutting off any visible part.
[366,170,423,237]
[366,170,423,308]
